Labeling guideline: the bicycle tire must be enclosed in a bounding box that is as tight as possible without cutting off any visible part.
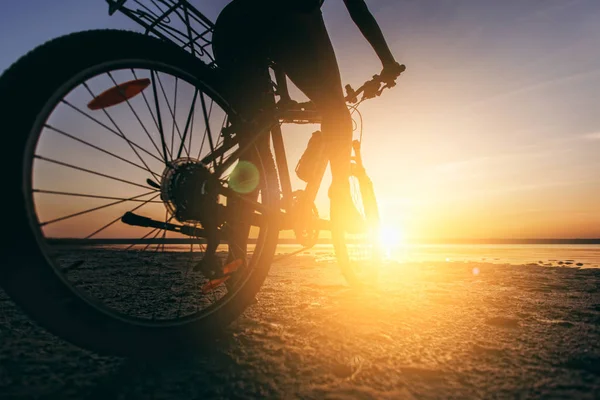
[0,30,279,357]
[331,148,382,287]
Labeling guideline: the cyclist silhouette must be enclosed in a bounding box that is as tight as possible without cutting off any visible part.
[213,0,401,235]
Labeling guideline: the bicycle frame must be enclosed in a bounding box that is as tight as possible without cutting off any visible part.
[106,1,329,209]
[105,0,389,239]
[199,64,329,231]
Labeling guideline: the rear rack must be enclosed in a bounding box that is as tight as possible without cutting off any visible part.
[105,0,216,66]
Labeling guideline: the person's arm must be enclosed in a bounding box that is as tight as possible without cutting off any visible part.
[343,0,396,66]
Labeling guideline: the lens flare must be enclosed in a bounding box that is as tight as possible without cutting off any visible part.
[379,226,400,247]
[229,161,260,194]
[379,226,403,259]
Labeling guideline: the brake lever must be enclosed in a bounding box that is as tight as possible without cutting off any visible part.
[345,69,401,103]
[345,84,358,103]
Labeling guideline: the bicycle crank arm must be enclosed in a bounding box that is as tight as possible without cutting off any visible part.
[121,212,206,237]
[278,211,330,231]
[122,210,327,236]
[122,210,270,235]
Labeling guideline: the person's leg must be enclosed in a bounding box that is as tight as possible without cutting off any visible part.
[213,3,275,262]
[270,10,353,184]
[227,73,274,262]
[269,10,361,227]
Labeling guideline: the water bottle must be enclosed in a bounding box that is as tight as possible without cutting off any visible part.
[295,130,324,182]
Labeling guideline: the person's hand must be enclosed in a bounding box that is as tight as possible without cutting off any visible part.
[380,61,405,85]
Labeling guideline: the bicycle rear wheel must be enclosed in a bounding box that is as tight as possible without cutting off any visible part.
[331,142,383,287]
[0,30,279,357]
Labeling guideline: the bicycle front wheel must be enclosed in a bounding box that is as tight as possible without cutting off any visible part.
[0,30,279,357]
[331,143,383,287]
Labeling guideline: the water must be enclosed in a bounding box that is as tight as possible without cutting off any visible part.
[278,244,600,268]
[96,243,600,268]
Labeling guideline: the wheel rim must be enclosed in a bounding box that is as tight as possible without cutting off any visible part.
[332,173,383,286]
[24,60,272,326]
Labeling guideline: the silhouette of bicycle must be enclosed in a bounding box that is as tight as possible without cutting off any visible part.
[0,0,404,356]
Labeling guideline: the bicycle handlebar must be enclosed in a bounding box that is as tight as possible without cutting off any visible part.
[345,63,406,103]
[278,64,406,117]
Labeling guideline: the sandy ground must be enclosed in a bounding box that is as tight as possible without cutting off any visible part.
[1,254,599,399]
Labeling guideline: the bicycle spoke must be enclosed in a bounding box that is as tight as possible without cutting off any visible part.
[35,155,153,191]
[150,70,170,164]
[196,97,214,160]
[216,114,227,165]
[33,189,162,203]
[197,110,207,160]
[44,124,158,177]
[177,89,199,159]
[106,71,170,162]
[194,242,206,311]
[176,244,193,318]
[131,68,160,134]
[189,97,196,158]
[174,232,197,319]
[155,72,187,157]
[170,77,178,156]
[139,225,170,321]
[136,224,179,325]
[124,226,161,251]
[85,193,162,239]
[39,190,158,227]
[83,82,165,170]
[142,220,172,252]
[155,209,169,253]
[200,92,216,170]
[61,99,163,170]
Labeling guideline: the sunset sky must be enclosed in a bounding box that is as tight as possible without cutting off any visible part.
[1,0,599,240]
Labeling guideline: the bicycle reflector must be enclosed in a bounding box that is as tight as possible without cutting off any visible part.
[87,78,151,110]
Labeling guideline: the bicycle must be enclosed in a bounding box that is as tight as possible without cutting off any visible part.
[0,0,405,357]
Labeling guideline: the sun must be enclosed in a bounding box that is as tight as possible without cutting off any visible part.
[379,225,404,252]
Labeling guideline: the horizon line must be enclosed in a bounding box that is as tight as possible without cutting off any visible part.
[47,238,600,245]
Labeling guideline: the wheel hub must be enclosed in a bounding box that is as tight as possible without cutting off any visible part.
[160,158,219,224]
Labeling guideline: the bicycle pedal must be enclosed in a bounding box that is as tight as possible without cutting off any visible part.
[201,258,244,293]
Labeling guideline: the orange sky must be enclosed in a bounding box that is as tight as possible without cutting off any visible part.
[4,0,600,240]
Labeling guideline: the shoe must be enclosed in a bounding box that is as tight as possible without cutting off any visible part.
[194,253,222,274]
[328,181,366,234]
